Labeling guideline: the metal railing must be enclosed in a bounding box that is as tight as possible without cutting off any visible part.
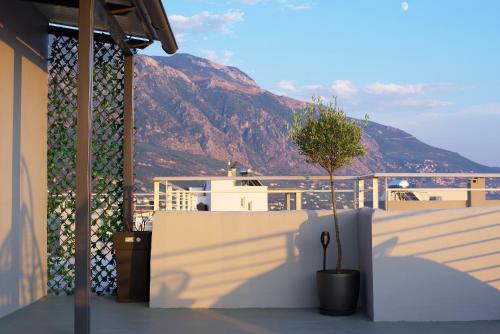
[142,173,500,213]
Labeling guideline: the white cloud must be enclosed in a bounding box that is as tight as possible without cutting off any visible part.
[276,80,297,92]
[169,10,244,36]
[367,82,424,95]
[401,2,409,12]
[331,80,358,98]
[202,49,235,65]
[279,0,313,11]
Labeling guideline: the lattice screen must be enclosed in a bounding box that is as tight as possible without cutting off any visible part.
[47,35,126,295]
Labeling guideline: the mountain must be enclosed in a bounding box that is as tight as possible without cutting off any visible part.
[134,53,498,190]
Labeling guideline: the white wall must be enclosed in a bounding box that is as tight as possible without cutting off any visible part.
[367,206,500,321]
[150,210,359,308]
[0,1,48,318]
[207,180,268,211]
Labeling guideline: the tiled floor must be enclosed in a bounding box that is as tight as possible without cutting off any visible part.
[1,296,499,334]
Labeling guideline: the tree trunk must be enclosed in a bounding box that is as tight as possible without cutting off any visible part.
[329,172,342,271]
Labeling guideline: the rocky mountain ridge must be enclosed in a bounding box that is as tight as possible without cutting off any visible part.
[133,53,498,190]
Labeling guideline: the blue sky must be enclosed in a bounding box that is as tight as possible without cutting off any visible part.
[141,0,500,167]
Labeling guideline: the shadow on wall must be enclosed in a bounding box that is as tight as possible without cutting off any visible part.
[0,158,46,316]
[370,208,500,321]
[150,210,359,308]
[0,10,47,317]
[213,211,358,308]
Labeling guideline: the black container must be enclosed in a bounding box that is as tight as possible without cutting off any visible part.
[113,231,152,302]
[316,269,360,315]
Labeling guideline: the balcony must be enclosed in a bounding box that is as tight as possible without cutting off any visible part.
[1,0,500,332]
[133,173,500,321]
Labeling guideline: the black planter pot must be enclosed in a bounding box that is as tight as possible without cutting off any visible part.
[113,231,152,302]
[316,269,360,315]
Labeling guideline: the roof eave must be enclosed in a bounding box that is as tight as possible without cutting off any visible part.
[141,0,178,54]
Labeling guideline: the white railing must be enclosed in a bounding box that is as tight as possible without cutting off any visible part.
[145,173,500,213]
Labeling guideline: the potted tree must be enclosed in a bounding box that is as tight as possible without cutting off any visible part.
[287,96,367,315]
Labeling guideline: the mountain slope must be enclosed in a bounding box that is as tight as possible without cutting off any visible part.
[134,53,498,190]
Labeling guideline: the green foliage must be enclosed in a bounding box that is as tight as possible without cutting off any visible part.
[287,96,367,271]
[47,35,125,295]
[287,96,367,175]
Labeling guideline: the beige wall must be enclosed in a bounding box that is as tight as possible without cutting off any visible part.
[0,1,48,318]
[368,206,500,321]
[357,208,374,320]
[150,210,359,308]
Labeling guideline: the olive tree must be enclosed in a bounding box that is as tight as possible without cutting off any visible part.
[287,97,367,271]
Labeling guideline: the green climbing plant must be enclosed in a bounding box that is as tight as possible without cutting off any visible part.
[47,35,126,295]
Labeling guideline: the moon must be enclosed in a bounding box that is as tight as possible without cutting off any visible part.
[401,1,409,11]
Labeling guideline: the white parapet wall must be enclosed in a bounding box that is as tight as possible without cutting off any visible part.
[150,210,359,308]
[359,206,500,321]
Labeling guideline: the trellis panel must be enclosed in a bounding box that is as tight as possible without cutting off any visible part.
[47,35,125,295]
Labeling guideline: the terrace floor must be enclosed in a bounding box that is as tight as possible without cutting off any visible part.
[1,296,499,334]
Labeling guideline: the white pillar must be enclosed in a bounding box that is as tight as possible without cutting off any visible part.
[372,177,379,209]
[153,181,160,211]
[357,179,365,209]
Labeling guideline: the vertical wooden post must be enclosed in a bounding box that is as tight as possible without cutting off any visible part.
[75,1,94,333]
[372,177,379,209]
[153,181,159,211]
[357,179,365,209]
[123,55,134,231]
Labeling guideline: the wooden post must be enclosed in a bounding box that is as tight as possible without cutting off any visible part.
[123,55,134,231]
[75,0,94,332]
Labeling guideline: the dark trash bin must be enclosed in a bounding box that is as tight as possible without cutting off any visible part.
[113,231,152,302]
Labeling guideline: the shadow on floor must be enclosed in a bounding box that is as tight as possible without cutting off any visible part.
[0,294,499,333]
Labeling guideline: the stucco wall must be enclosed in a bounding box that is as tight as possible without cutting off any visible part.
[150,210,359,308]
[357,208,374,320]
[368,206,500,321]
[0,1,48,318]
